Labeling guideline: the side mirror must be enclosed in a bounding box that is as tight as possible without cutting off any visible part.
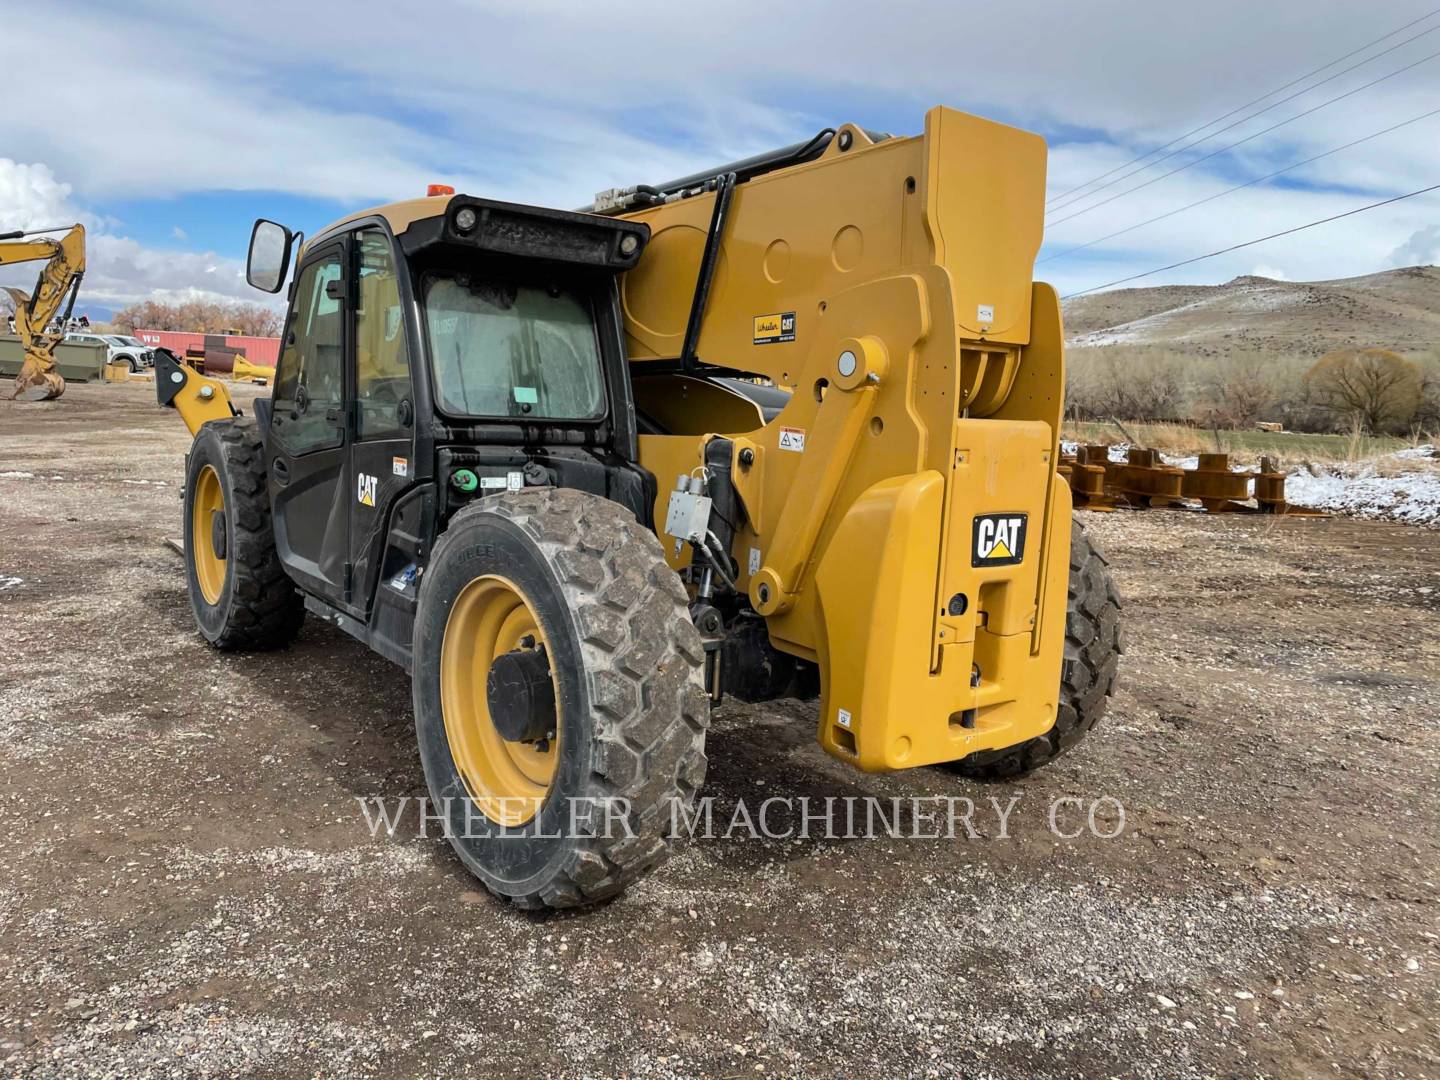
[247,219,294,293]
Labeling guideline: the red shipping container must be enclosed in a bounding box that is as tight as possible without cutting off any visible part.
[136,330,281,367]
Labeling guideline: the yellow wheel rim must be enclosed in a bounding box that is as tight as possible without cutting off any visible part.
[191,464,227,606]
[440,575,561,827]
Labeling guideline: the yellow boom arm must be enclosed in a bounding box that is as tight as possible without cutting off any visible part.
[621,108,1070,770]
[2,224,86,400]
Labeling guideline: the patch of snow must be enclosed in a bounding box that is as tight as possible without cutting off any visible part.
[1393,444,1437,461]
[0,575,22,591]
[1060,440,1133,463]
[1067,280,1304,348]
[1286,466,1440,527]
[0,471,34,479]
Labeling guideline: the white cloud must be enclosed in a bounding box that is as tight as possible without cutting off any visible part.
[0,159,260,314]
[1251,264,1290,280]
[0,160,74,225]
[1389,223,1440,265]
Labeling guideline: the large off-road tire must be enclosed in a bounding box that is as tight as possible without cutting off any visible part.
[183,417,304,649]
[412,487,709,909]
[951,517,1122,779]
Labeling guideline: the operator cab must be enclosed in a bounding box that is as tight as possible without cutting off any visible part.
[243,195,651,667]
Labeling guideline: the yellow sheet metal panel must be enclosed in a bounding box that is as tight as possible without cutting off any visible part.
[991,282,1065,434]
[922,109,1047,345]
[623,106,1066,771]
[813,471,949,767]
[638,432,708,573]
[621,132,924,374]
[620,108,1045,370]
[935,419,1054,648]
[811,469,1071,772]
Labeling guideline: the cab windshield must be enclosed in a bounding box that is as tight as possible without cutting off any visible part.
[422,273,604,420]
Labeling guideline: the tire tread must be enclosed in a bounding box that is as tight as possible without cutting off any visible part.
[190,417,303,650]
[434,489,708,909]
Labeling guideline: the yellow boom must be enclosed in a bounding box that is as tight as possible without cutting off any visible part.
[2,224,86,400]
[616,108,1068,769]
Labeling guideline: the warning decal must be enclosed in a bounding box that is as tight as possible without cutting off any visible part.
[753,311,796,345]
[972,513,1027,567]
[778,426,806,452]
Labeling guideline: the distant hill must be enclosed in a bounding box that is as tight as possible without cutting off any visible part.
[1061,265,1440,360]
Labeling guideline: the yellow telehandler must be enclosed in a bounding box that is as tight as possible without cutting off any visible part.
[158,107,1121,908]
[2,224,86,400]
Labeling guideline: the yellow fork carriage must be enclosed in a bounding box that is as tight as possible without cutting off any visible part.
[159,107,1121,907]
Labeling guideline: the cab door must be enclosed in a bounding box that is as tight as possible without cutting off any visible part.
[346,226,416,602]
[268,241,353,607]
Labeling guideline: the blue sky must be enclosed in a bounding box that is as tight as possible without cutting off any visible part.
[5,0,1440,319]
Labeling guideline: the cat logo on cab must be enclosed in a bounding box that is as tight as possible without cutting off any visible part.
[357,473,378,507]
[972,513,1027,567]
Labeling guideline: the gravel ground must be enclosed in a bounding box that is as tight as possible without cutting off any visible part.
[1,383,1437,1078]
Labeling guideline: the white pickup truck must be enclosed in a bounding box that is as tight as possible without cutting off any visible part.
[65,332,154,372]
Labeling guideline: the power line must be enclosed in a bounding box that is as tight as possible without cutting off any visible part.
[1047,44,1440,228]
[1039,105,1440,264]
[1047,24,1440,219]
[1046,7,1440,209]
[1060,182,1440,299]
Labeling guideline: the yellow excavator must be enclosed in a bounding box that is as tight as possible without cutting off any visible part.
[158,107,1122,908]
[1,224,86,400]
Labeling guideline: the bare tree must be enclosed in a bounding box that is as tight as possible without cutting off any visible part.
[1195,356,1274,428]
[112,299,282,337]
[1066,346,1184,421]
[1304,348,1422,434]
[1415,347,1440,434]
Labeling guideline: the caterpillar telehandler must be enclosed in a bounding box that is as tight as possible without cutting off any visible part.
[2,223,86,400]
[159,107,1121,908]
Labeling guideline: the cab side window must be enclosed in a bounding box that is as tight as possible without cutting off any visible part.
[353,229,411,440]
[273,251,344,454]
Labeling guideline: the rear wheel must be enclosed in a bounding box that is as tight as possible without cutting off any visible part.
[413,487,709,909]
[183,417,304,649]
[950,517,1122,779]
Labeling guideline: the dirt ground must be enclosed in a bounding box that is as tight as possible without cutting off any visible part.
[1,383,1436,1079]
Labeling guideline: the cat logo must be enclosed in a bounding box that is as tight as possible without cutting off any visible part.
[752,311,796,345]
[357,472,378,507]
[972,512,1027,567]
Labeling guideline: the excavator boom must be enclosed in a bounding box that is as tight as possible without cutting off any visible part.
[2,223,86,400]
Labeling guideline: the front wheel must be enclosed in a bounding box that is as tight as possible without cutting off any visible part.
[949,516,1122,779]
[183,417,304,649]
[412,488,709,909]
